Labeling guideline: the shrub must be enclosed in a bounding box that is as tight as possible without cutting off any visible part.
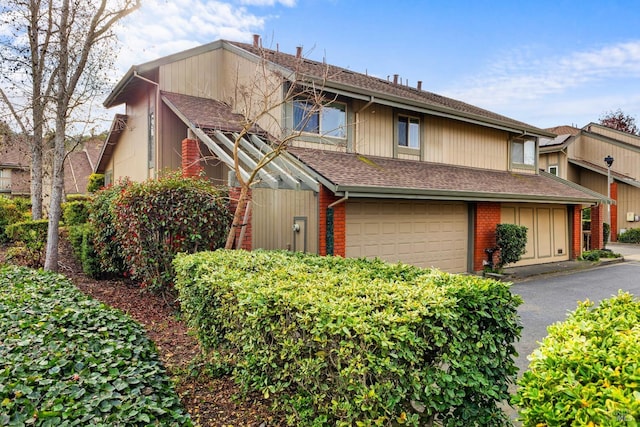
[5,219,48,268]
[88,179,131,278]
[87,173,105,193]
[67,224,100,278]
[113,174,231,292]
[174,250,522,426]
[0,196,25,243]
[513,292,639,425]
[618,227,640,243]
[11,197,31,214]
[62,199,90,225]
[496,223,528,268]
[579,249,621,261]
[0,265,192,426]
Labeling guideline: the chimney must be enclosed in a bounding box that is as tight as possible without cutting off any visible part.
[296,46,303,58]
[393,74,399,84]
[253,34,260,47]
[417,81,422,91]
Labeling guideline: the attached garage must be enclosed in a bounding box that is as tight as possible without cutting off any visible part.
[345,200,468,273]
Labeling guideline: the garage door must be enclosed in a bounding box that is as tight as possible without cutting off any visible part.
[346,200,468,273]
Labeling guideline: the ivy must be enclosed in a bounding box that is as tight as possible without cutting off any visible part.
[0,266,192,426]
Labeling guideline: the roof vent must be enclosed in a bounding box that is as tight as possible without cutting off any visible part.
[253,34,260,47]
[417,81,422,91]
[296,46,303,58]
[393,74,399,84]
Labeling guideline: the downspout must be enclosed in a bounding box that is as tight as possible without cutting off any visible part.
[133,71,159,179]
[353,97,374,153]
[326,191,348,255]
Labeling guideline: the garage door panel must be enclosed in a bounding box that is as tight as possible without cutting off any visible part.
[346,200,468,273]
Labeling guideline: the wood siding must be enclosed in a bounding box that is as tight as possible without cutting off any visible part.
[569,134,640,179]
[614,184,640,232]
[590,125,640,148]
[251,188,318,253]
[501,204,569,266]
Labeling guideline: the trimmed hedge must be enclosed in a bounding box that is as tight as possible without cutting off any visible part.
[0,265,192,426]
[5,220,48,268]
[62,200,90,226]
[174,250,522,426]
[513,292,639,425]
[0,196,27,243]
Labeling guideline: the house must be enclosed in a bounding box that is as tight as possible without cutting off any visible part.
[0,131,102,199]
[541,123,640,248]
[98,36,607,273]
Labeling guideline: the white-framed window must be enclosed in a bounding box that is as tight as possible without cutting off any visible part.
[548,165,558,176]
[511,138,535,166]
[293,100,346,138]
[0,169,11,191]
[397,115,420,149]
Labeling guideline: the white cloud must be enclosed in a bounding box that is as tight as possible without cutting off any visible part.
[447,41,640,107]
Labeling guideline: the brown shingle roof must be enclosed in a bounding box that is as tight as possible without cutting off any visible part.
[228,41,548,135]
[545,125,581,136]
[162,91,262,134]
[287,147,601,204]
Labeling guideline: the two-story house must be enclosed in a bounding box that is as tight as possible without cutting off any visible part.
[98,36,605,273]
[541,123,640,248]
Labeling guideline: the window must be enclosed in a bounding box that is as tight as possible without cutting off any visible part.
[293,100,346,138]
[0,169,11,191]
[398,115,420,149]
[548,165,558,176]
[511,138,535,166]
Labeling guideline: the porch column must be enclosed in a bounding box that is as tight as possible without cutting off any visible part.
[181,135,202,177]
[590,204,604,250]
[569,206,582,259]
[473,202,501,272]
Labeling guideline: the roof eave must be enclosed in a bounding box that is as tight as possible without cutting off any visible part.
[329,185,602,205]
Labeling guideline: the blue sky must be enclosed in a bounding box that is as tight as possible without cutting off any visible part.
[113,0,640,130]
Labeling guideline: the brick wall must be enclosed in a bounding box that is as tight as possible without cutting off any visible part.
[181,138,202,177]
[228,187,252,250]
[590,203,604,250]
[473,202,501,271]
[318,185,345,257]
[570,206,582,259]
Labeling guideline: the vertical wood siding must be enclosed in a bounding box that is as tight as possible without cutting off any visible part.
[251,188,318,253]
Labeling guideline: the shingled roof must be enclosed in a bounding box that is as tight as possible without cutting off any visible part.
[287,147,603,204]
[227,40,553,137]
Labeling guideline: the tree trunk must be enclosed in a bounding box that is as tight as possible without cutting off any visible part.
[225,185,249,249]
[30,141,43,219]
[43,118,66,271]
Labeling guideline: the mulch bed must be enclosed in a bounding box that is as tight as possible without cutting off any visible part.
[2,237,283,426]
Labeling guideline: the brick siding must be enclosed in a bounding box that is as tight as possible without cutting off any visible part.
[473,202,501,271]
[318,185,345,257]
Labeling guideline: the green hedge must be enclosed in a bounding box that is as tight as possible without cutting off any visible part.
[0,265,192,426]
[5,220,48,268]
[513,292,639,425]
[113,174,231,292]
[174,250,522,426]
[62,200,90,226]
[0,196,27,243]
[618,228,640,243]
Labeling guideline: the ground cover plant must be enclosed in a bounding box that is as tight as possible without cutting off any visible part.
[513,291,639,426]
[174,249,523,426]
[0,265,192,426]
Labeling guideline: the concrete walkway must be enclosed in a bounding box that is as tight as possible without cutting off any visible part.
[502,242,640,282]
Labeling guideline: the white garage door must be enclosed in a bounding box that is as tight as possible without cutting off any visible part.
[346,200,468,273]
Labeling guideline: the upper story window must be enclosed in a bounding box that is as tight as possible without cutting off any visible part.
[397,115,420,149]
[293,100,346,138]
[548,165,558,176]
[511,138,535,166]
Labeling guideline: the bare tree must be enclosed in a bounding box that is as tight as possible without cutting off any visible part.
[2,0,139,270]
[222,45,338,249]
[43,0,140,271]
[599,109,639,135]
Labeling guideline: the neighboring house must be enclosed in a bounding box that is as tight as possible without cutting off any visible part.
[0,132,101,199]
[0,134,31,197]
[98,36,606,273]
[541,123,640,248]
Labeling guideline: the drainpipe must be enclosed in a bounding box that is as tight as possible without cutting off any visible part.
[328,191,349,209]
[133,71,159,179]
[353,97,374,153]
